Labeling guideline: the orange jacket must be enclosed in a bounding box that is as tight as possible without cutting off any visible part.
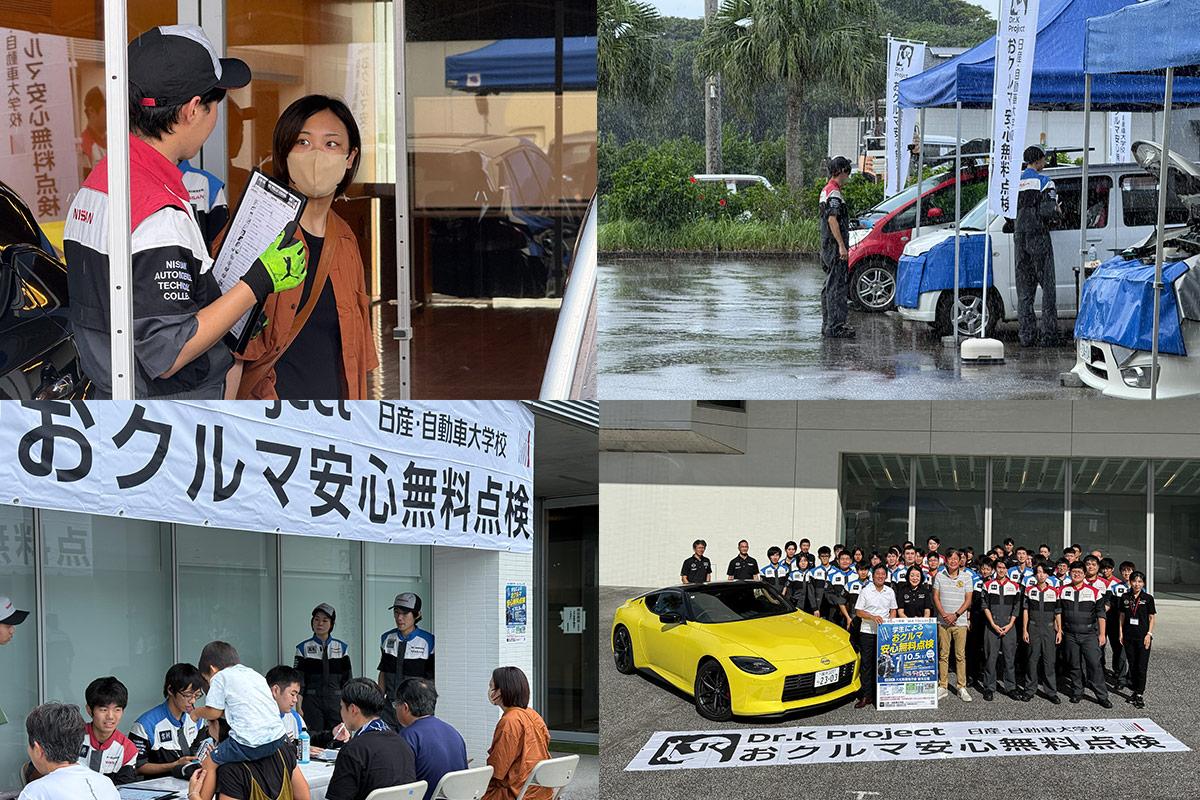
[483,707,552,800]
[234,209,378,399]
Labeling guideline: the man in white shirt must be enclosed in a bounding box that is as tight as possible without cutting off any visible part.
[19,703,119,800]
[853,564,898,709]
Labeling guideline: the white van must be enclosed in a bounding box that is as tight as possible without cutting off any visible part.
[895,161,1189,337]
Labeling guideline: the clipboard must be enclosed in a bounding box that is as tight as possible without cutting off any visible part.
[210,168,307,354]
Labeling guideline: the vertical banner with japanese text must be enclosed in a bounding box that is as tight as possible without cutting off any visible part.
[0,28,79,223]
[875,619,938,710]
[989,0,1041,217]
[885,38,925,197]
[0,401,535,553]
[1109,112,1132,163]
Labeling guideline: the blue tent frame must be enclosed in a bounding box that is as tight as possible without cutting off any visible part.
[445,36,597,93]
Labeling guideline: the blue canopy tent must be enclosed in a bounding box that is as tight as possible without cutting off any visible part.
[445,36,597,92]
[895,0,1200,345]
[1084,0,1200,398]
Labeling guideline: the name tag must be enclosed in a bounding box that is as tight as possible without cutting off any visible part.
[1129,618,1140,626]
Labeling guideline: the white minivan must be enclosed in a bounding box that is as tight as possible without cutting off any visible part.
[895,161,1188,337]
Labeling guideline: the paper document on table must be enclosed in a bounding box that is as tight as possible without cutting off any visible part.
[211,168,306,349]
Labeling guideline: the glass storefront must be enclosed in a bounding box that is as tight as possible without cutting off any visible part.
[0,510,430,788]
[1072,457,1148,570]
[913,455,985,556]
[543,504,598,737]
[1154,460,1200,601]
[842,454,912,555]
[993,456,1067,551]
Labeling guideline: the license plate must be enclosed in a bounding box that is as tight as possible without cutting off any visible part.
[814,667,839,688]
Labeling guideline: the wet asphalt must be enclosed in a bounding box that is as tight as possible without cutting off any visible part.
[599,585,1200,800]
[598,256,1093,400]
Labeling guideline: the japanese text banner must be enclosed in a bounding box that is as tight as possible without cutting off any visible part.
[626,718,1188,770]
[0,401,535,553]
[988,0,1040,217]
[885,39,925,197]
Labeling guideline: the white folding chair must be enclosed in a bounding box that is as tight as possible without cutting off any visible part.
[365,780,429,800]
[514,754,580,800]
[430,765,493,800]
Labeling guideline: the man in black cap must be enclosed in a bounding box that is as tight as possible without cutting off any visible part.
[1014,144,1063,347]
[293,602,352,745]
[820,156,856,339]
[377,593,435,709]
[63,24,308,398]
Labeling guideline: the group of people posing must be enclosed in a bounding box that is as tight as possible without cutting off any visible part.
[681,536,1157,711]
[5,595,555,800]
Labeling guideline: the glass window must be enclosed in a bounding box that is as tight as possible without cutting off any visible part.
[1071,458,1148,570]
[992,456,1067,552]
[1049,176,1113,231]
[364,544,432,675]
[1153,459,1200,600]
[40,512,173,726]
[544,505,597,735]
[177,526,279,673]
[913,455,986,556]
[1120,174,1189,227]
[0,505,36,786]
[281,538,363,671]
[842,454,912,555]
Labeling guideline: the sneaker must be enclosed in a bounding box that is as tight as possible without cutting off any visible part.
[958,687,973,702]
[1098,697,1113,709]
[1048,694,1061,705]
[1018,691,1032,702]
[1069,696,1082,704]
[826,326,857,339]
[937,686,949,701]
[1133,696,1146,709]
[983,690,994,701]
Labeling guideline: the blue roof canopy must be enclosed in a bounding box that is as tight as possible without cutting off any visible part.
[898,0,1200,109]
[445,37,597,92]
[1085,0,1200,75]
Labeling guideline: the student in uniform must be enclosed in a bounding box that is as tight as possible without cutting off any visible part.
[811,547,833,617]
[967,557,992,688]
[1059,563,1113,708]
[789,552,816,614]
[178,158,229,250]
[818,156,855,338]
[378,593,435,707]
[264,665,307,744]
[1119,571,1155,709]
[759,547,791,595]
[129,663,209,777]
[782,541,799,572]
[680,540,712,584]
[726,540,760,581]
[294,602,352,744]
[1099,558,1128,687]
[823,550,856,630]
[79,677,139,785]
[846,561,870,646]
[885,548,906,589]
[1020,563,1062,704]
[981,559,1022,700]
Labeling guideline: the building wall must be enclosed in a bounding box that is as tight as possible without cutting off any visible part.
[433,548,534,761]
[600,400,1200,587]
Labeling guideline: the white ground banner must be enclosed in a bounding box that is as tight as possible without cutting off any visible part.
[0,401,534,552]
[626,719,1188,770]
[885,38,926,196]
[1109,111,1133,162]
[988,0,1041,217]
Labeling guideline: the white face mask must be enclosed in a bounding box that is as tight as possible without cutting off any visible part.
[287,149,350,199]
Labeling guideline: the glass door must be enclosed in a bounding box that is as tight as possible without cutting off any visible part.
[543,502,598,739]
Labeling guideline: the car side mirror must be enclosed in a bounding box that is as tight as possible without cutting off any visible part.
[658,612,684,625]
[0,252,21,319]
[926,207,944,219]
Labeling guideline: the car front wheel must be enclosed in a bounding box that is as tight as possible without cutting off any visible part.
[612,626,636,674]
[852,259,897,312]
[694,660,733,721]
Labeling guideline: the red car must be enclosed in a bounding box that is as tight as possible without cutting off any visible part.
[847,166,989,312]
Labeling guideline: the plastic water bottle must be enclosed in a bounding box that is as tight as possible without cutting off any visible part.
[1088,243,1098,263]
[298,730,311,764]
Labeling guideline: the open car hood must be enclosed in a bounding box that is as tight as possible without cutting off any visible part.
[1132,140,1200,221]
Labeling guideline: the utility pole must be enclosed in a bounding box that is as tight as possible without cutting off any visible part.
[703,0,723,173]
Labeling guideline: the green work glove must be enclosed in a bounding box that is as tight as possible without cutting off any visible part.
[242,227,308,303]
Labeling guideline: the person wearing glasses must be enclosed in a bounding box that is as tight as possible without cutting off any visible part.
[129,663,210,777]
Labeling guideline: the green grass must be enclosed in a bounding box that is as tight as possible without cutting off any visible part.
[598,217,820,254]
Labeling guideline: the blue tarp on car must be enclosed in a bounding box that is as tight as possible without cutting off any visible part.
[896,234,992,309]
[445,37,598,92]
[1074,257,1191,355]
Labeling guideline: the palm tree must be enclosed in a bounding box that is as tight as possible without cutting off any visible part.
[696,0,882,188]
[598,0,669,105]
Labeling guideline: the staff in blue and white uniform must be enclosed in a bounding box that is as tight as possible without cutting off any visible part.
[760,547,791,595]
[294,602,352,744]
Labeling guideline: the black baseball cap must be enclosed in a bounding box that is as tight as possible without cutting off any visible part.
[0,596,28,625]
[128,25,250,108]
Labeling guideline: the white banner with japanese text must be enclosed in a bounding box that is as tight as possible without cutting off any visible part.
[988,0,1040,217]
[1109,111,1133,163]
[626,718,1188,770]
[885,38,925,196]
[0,401,534,553]
[0,27,80,224]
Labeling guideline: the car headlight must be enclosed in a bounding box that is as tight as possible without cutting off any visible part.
[1121,364,1159,389]
[729,656,777,674]
[848,229,869,247]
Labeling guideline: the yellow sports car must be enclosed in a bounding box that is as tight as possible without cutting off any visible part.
[611,580,860,720]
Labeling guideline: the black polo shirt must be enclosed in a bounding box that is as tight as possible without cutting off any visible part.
[898,585,932,617]
[726,554,760,580]
[681,555,712,583]
[1120,591,1156,632]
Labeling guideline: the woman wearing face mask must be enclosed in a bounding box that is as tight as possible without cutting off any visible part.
[483,667,552,800]
[230,95,378,400]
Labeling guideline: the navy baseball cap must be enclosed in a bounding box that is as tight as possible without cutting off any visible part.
[128,25,250,108]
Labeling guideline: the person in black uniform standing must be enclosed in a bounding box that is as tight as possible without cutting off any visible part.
[1059,563,1113,708]
[1015,144,1063,347]
[819,156,855,339]
[1119,571,1156,709]
[726,540,760,581]
[294,602,352,745]
[680,540,712,584]
[981,560,1022,700]
[897,566,932,618]
[1020,563,1062,703]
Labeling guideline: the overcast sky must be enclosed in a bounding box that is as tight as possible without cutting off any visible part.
[650,0,996,20]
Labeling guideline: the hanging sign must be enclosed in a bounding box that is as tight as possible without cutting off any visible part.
[989,0,1042,217]
[885,38,926,196]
